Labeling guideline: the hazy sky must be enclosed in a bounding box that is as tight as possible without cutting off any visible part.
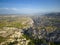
[0,0,60,14]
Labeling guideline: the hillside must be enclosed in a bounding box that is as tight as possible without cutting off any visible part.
[0,16,34,29]
[0,13,60,45]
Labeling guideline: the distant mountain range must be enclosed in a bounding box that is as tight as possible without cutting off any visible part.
[45,12,60,16]
[0,12,60,16]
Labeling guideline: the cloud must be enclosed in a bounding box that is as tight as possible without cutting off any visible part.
[0,8,18,14]
[0,8,9,10]
[0,7,42,14]
[1,7,59,14]
[11,8,18,11]
[0,8,18,11]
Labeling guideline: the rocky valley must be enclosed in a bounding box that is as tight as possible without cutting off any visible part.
[0,12,60,45]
